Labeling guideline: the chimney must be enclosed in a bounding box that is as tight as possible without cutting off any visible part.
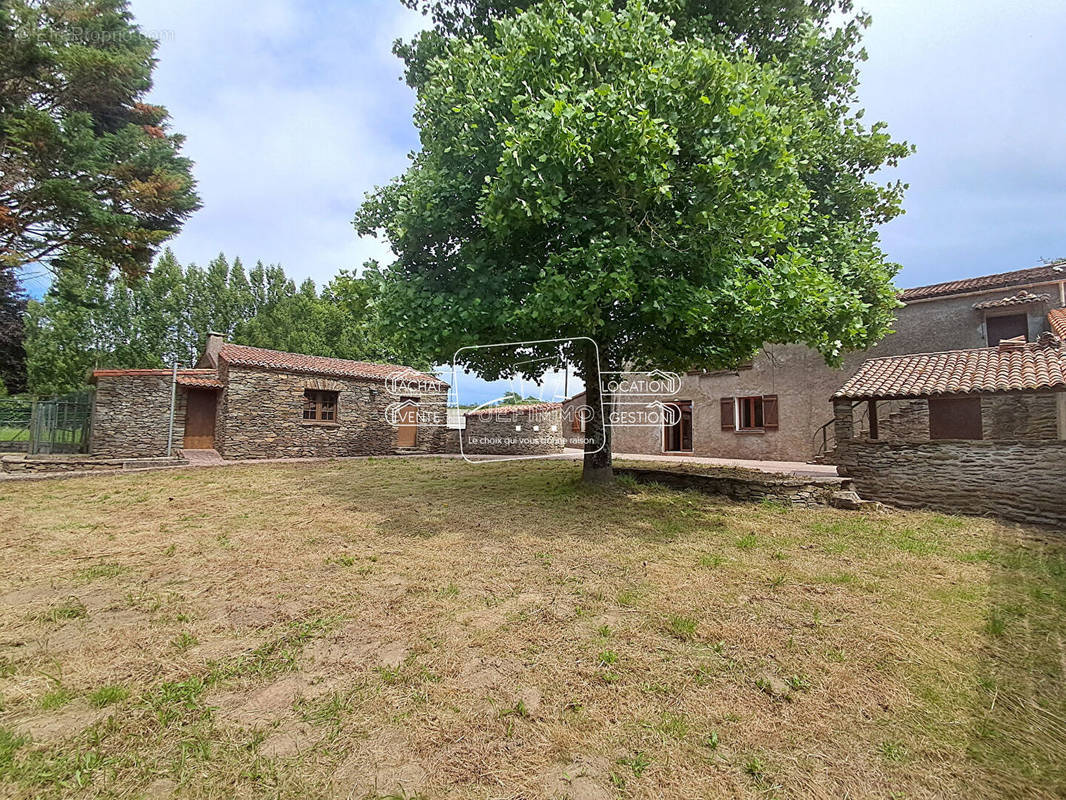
[200,331,226,368]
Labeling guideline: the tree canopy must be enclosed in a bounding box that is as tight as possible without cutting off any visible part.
[0,0,200,278]
[23,252,420,394]
[359,0,909,480]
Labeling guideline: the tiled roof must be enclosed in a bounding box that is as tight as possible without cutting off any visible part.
[465,402,563,417]
[899,262,1066,302]
[1048,308,1066,339]
[218,343,447,389]
[834,336,1066,400]
[972,290,1051,310]
[91,368,216,381]
[176,375,224,389]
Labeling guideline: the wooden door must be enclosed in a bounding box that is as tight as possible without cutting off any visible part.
[183,389,217,449]
[397,399,418,447]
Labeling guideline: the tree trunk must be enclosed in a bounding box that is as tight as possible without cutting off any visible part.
[579,343,613,484]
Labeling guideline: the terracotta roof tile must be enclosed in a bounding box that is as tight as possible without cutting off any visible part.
[1049,308,1066,339]
[465,402,563,417]
[899,262,1066,302]
[91,368,215,381]
[218,343,447,389]
[834,337,1066,400]
[176,375,224,389]
[972,290,1051,309]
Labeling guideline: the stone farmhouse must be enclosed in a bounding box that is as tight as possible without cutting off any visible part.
[611,261,1066,462]
[90,334,453,460]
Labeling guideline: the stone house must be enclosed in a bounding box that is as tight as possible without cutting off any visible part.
[90,335,453,459]
[829,331,1066,526]
[610,261,1066,462]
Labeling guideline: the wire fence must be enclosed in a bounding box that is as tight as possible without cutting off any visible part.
[0,392,92,454]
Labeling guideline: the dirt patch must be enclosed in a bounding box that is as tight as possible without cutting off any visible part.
[258,723,317,758]
[304,624,408,671]
[541,756,613,800]
[210,676,307,726]
[11,700,108,745]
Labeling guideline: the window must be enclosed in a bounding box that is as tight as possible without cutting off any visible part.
[303,389,338,422]
[663,401,693,452]
[928,396,982,440]
[986,313,1028,346]
[720,395,779,432]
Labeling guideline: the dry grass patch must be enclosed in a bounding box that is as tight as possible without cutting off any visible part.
[0,457,1063,798]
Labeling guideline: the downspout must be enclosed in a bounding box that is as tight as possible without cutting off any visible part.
[166,362,177,457]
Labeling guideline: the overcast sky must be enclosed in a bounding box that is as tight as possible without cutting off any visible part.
[69,0,1062,301]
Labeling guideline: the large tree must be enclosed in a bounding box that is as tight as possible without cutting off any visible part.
[357,0,908,482]
[0,268,28,393]
[0,0,200,278]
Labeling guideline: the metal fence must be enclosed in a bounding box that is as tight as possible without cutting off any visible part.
[0,392,92,454]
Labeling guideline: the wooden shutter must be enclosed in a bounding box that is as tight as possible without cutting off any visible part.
[720,397,734,430]
[762,395,779,429]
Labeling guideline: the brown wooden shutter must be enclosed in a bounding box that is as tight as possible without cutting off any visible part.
[720,397,734,430]
[762,395,779,429]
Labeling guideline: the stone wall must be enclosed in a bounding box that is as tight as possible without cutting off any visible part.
[462,407,566,455]
[833,392,1063,444]
[91,376,186,458]
[834,439,1066,527]
[1,454,181,474]
[981,393,1059,439]
[615,467,849,508]
[217,365,454,459]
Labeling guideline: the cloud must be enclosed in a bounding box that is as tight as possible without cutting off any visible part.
[125,0,1066,297]
[129,0,425,283]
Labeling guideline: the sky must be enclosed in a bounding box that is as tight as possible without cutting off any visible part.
[57,0,1054,303]
[20,0,1065,400]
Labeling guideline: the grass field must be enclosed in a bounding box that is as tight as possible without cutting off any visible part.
[1,458,1064,799]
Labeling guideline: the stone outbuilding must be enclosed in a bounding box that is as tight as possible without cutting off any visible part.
[462,403,565,456]
[90,334,454,460]
[830,332,1066,526]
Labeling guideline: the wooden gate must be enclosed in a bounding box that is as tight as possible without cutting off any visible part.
[183,389,217,449]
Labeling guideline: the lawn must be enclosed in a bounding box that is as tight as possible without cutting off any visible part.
[0,458,1064,799]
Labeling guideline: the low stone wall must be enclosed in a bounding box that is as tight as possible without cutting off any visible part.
[834,439,1066,527]
[1,454,182,474]
[0,441,29,453]
[462,407,566,456]
[615,467,849,507]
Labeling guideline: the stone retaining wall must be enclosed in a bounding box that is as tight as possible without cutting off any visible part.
[615,467,849,507]
[834,439,1066,527]
[1,454,182,473]
[462,407,566,456]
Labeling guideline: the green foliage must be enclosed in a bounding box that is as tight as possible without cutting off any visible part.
[23,251,424,393]
[359,0,908,463]
[0,0,200,276]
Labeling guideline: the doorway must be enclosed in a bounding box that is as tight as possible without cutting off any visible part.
[397,398,418,447]
[663,400,693,452]
[183,389,217,449]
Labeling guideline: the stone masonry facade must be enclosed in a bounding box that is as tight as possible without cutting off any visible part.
[91,375,187,458]
[216,363,453,460]
[462,406,565,456]
[834,439,1066,527]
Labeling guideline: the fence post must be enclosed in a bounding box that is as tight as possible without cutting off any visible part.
[167,362,178,457]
